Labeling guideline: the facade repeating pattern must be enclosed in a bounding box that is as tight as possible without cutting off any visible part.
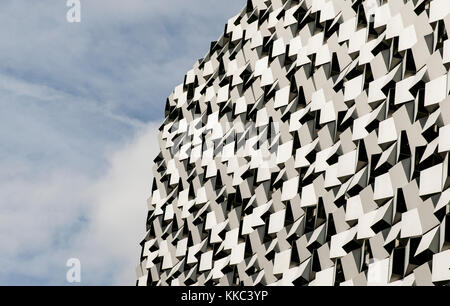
[137,0,450,286]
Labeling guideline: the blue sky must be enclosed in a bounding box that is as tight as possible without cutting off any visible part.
[0,0,244,285]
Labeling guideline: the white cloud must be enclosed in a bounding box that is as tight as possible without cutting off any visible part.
[0,0,245,285]
[0,121,160,285]
[79,122,160,285]
[0,0,245,121]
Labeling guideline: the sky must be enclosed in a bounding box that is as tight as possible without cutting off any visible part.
[0,0,244,285]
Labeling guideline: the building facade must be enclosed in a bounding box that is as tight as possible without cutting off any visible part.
[137,0,450,286]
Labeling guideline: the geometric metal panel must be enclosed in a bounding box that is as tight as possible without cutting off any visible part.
[137,0,450,286]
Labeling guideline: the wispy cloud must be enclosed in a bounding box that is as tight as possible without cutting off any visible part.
[0,0,244,285]
[0,0,244,121]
